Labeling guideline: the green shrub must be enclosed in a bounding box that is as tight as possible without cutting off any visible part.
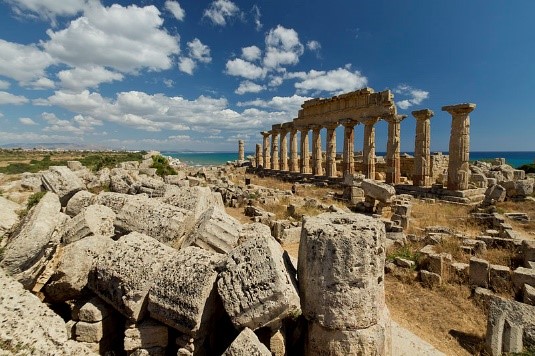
[26,191,46,210]
[151,155,176,177]
[518,164,535,174]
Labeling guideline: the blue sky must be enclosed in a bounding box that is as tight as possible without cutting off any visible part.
[0,0,534,152]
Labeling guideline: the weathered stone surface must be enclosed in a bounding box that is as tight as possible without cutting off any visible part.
[75,319,110,343]
[65,190,95,217]
[391,320,446,356]
[522,239,535,268]
[470,257,490,288]
[148,246,221,337]
[485,296,535,356]
[512,267,535,293]
[92,191,131,214]
[0,269,97,355]
[306,315,390,356]
[0,192,69,288]
[60,204,115,245]
[360,179,396,203]
[222,327,271,356]
[75,297,113,322]
[523,284,535,306]
[483,184,506,205]
[394,257,415,269]
[41,166,86,205]
[109,168,138,194]
[45,235,114,302]
[160,186,223,220]
[0,196,21,234]
[182,207,242,253]
[21,172,43,192]
[116,195,195,246]
[503,179,534,198]
[88,232,175,321]
[218,235,300,330]
[298,212,385,330]
[124,319,169,351]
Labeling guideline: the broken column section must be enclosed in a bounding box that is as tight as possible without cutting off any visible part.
[298,212,390,355]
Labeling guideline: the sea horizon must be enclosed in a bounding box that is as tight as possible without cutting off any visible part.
[163,150,535,168]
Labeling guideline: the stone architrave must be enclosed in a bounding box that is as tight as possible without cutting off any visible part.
[289,127,299,173]
[238,140,245,161]
[412,109,434,186]
[311,125,323,176]
[271,125,281,170]
[300,127,311,174]
[255,144,262,168]
[261,131,271,169]
[279,125,289,171]
[385,114,406,184]
[341,119,357,177]
[325,123,338,178]
[361,117,379,179]
[442,103,476,191]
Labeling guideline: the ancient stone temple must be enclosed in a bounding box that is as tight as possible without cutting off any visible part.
[254,87,476,192]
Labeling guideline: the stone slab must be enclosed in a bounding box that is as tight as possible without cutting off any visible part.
[88,232,175,321]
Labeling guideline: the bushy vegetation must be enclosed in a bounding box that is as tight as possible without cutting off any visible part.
[26,191,47,210]
[518,163,535,173]
[0,151,144,174]
[151,155,176,177]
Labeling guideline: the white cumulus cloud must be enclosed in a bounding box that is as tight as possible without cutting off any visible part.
[294,66,368,95]
[58,66,123,91]
[263,25,304,69]
[19,117,38,125]
[5,0,88,25]
[394,84,429,110]
[178,57,196,75]
[235,81,266,95]
[164,0,185,21]
[42,3,180,73]
[0,80,10,90]
[306,40,321,51]
[0,39,55,84]
[225,58,266,80]
[187,38,211,63]
[203,0,241,26]
[241,46,261,62]
[0,91,29,105]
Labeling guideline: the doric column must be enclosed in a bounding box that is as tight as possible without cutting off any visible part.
[325,123,338,178]
[442,103,476,190]
[411,109,434,187]
[289,127,299,172]
[299,127,311,174]
[385,114,407,184]
[261,131,271,169]
[271,126,280,170]
[255,143,262,168]
[361,117,379,179]
[238,140,245,161]
[341,119,357,177]
[280,123,291,171]
[311,125,323,176]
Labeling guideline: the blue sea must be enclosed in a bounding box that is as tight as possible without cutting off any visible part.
[163,151,535,168]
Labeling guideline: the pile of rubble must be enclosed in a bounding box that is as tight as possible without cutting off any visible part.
[0,160,391,355]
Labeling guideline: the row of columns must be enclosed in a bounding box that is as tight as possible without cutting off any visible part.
[255,103,475,190]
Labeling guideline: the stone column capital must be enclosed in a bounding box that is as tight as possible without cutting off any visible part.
[261,131,271,138]
[412,109,435,121]
[359,117,380,126]
[441,103,476,115]
[384,114,407,124]
[310,124,322,132]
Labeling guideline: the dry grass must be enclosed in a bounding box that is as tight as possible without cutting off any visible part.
[496,199,535,237]
[433,236,471,263]
[386,274,486,356]
[408,201,482,237]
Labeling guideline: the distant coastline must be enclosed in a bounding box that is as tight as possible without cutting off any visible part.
[163,150,535,168]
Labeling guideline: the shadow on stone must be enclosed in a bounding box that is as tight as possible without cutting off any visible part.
[449,329,485,355]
